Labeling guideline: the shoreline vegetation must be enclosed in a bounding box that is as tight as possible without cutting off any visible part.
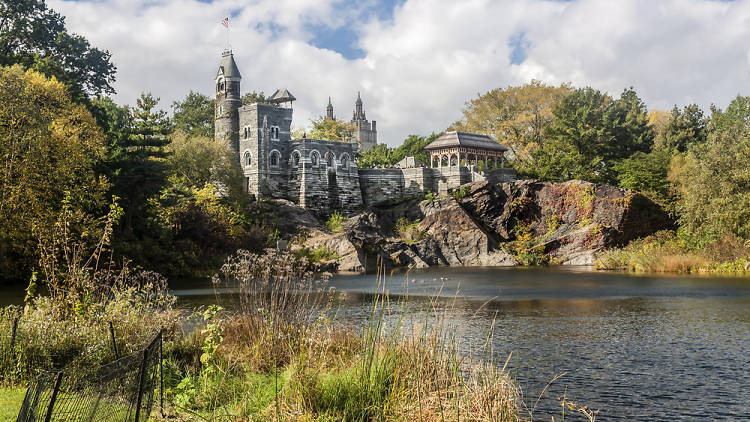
[595,230,750,276]
[1,247,523,421]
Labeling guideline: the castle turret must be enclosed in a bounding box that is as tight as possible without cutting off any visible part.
[350,91,378,152]
[215,49,242,154]
[326,97,335,120]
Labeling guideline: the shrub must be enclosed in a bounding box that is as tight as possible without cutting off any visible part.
[325,211,347,232]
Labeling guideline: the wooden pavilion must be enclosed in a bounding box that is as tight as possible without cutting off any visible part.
[424,131,508,169]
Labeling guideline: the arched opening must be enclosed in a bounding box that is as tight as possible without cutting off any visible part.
[244,151,251,166]
[450,154,458,167]
[292,151,301,167]
[440,155,449,167]
[270,151,280,167]
[310,151,320,167]
[340,154,350,168]
[326,152,335,167]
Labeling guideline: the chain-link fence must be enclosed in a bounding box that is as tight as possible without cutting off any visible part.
[15,330,163,422]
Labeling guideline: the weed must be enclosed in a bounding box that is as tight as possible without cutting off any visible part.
[394,217,426,244]
[325,211,347,232]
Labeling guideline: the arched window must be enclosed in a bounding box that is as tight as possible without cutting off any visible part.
[270,150,280,167]
[243,127,248,139]
[341,154,350,168]
[326,152,335,167]
[271,126,280,140]
[244,151,251,166]
[292,151,301,167]
[310,151,319,167]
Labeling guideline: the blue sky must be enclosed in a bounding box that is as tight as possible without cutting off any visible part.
[51,0,750,145]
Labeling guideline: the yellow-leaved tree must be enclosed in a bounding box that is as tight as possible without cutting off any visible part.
[0,65,109,282]
[448,80,572,172]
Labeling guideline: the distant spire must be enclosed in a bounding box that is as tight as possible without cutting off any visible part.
[353,91,365,122]
[326,96,335,120]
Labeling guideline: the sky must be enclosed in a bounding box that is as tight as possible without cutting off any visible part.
[51,0,750,145]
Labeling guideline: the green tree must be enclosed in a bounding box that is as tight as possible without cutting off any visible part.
[535,87,654,183]
[309,116,356,142]
[356,144,393,168]
[391,133,439,165]
[449,81,572,170]
[654,104,708,152]
[615,149,674,211]
[241,91,268,105]
[673,96,750,244]
[111,93,171,237]
[0,65,109,281]
[172,91,214,138]
[0,0,116,100]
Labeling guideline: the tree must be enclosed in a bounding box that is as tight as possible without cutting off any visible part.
[391,133,440,165]
[241,91,268,105]
[0,65,109,281]
[172,91,214,138]
[309,116,356,142]
[356,144,393,168]
[672,95,750,243]
[0,0,116,100]
[654,104,708,152]
[535,87,654,183]
[165,130,245,202]
[615,149,674,212]
[449,81,572,170]
[111,93,171,237]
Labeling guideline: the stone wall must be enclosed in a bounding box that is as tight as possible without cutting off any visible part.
[359,166,517,206]
[287,139,362,216]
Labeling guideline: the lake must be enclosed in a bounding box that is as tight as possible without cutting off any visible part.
[4,267,750,420]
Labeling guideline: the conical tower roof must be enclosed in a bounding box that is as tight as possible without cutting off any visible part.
[216,50,241,79]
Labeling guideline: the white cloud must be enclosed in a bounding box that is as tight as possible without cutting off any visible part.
[50,0,750,145]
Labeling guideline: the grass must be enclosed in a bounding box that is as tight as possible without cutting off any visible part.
[596,230,750,275]
[0,386,25,420]
[394,217,426,244]
[2,249,521,421]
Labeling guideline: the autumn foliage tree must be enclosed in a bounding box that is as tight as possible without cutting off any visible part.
[0,66,109,281]
[449,80,572,171]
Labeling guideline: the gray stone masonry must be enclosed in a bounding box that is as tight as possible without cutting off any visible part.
[359,167,517,206]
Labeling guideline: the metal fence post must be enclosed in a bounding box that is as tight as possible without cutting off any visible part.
[159,330,164,417]
[10,317,18,349]
[133,346,150,422]
[43,372,64,422]
[109,321,119,360]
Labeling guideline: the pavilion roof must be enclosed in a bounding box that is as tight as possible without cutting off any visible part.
[269,88,296,104]
[424,131,508,152]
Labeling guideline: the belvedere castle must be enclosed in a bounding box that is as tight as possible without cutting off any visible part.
[214,50,515,216]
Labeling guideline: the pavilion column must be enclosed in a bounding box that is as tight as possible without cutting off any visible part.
[457,152,461,167]
[501,153,504,169]
[494,156,498,169]
[430,154,434,168]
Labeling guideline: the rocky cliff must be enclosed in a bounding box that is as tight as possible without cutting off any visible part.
[277,179,672,272]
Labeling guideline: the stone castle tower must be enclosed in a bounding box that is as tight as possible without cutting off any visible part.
[214,50,242,154]
[351,92,377,152]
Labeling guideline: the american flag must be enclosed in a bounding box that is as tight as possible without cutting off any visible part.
[221,17,229,28]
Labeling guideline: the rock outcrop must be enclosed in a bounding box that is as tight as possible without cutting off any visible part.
[274,179,672,272]
[458,180,673,266]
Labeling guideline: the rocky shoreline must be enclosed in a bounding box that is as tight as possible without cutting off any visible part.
[266,179,673,273]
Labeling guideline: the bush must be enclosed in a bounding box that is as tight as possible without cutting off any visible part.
[325,211,347,232]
